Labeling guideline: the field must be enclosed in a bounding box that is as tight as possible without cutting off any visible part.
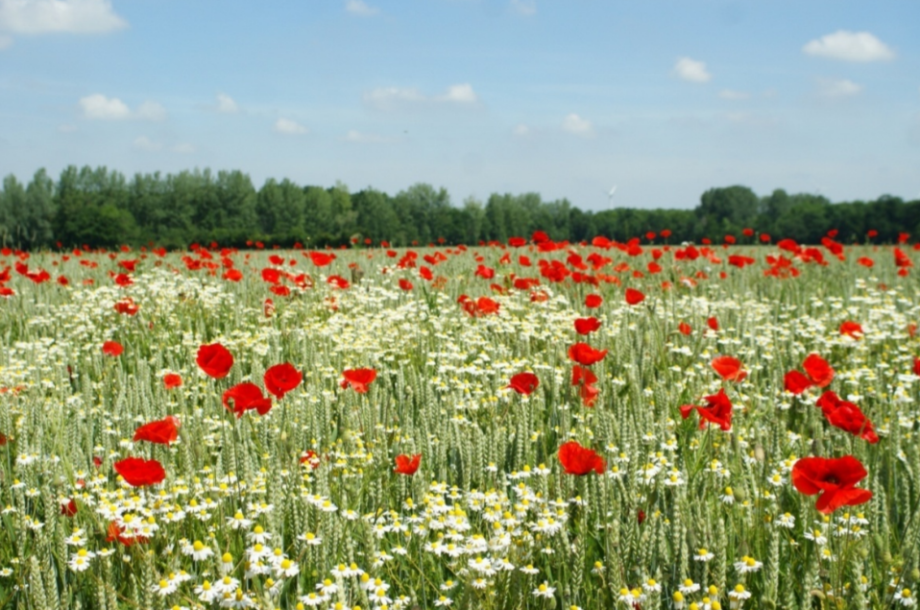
[1,237,919,610]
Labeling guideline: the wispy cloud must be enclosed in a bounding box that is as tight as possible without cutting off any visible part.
[562,113,594,138]
[510,0,536,16]
[274,118,307,135]
[363,83,480,111]
[719,89,750,100]
[0,0,127,34]
[345,0,378,17]
[803,31,895,62]
[817,77,862,98]
[513,124,531,137]
[215,93,239,114]
[0,34,12,49]
[673,57,711,83]
[133,136,161,151]
[344,130,390,143]
[79,94,166,120]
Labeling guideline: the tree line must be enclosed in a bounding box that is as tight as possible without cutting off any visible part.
[0,166,918,249]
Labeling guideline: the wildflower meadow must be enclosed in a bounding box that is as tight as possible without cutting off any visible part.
[2,233,920,610]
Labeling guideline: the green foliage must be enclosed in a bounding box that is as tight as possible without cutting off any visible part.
[0,166,916,249]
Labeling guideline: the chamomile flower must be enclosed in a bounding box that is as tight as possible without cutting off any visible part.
[532,582,556,599]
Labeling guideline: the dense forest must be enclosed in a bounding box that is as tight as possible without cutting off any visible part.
[0,165,918,249]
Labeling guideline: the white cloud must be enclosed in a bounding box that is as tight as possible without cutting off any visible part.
[79,94,166,120]
[0,33,12,48]
[562,113,594,137]
[363,84,479,111]
[172,143,195,154]
[673,57,711,83]
[133,136,161,151]
[345,0,378,17]
[79,93,129,119]
[817,77,862,98]
[274,118,307,135]
[513,124,531,137]
[803,31,895,62]
[216,93,238,114]
[0,0,127,34]
[510,0,536,16]
[135,100,166,121]
[437,83,478,103]
[719,89,750,100]
[345,130,389,143]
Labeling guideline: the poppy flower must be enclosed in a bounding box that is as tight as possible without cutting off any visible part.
[133,416,180,445]
[574,317,602,335]
[300,450,321,469]
[679,388,732,431]
[60,498,78,517]
[309,251,336,267]
[106,521,147,546]
[840,321,863,339]
[784,370,813,395]
[816,391,879,444]
[398,278,413,291]
[102,341,124,357]
[585,294,603,308]
[196,343,234,379]
[507,372,539,395]
[707,317,719,331]
[341,368,378,393]
[571,365,600,407]
[114,457,166,487]
[678,322,692,336]
[163,373,182,389]
[222,383,273,418]
[264,363,303,399]
[711,356,747,382]
[914,357,920,377]
[802,353,834,387]
[558,441,605,475]
[791,455,873,514]
[625,288,645,305]
[568,343,607,366]
[394,453,421,475]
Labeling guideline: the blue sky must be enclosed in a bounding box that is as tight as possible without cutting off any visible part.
[1,0,918,210]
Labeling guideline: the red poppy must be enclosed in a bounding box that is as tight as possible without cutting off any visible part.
[568,342,607,366]
[106,521,147,546]
[133,416,180,445]
[571,365,600,407]
[113,457,166,487]
[300,450,321,469]
[678,322,692,336]
[507,372,539,395]
[584,294,603,308]
[341,368,378,393]
[914,357,920,377]
[791,456,873,514]
[222,383,273,418]
[802,353,834,387]
[270,285,291,297]
[679,388,732,431]
[113,297,139,315]
[398,278,413,291]
[309,251,336,267]
[784,370,813,395]
[816,391,879,444]
[163,373,182,389]
[574,317,602,335]
[625,288,645,305]
[707,317,719,331]
[558,441,605,475]
[264,363,303,399]
[857,257,874,268]
[223,269,243,282]
[711,356,747,382]
[0,432,7,445]
[394,453,421,475]
[840,321,863,339]
[102,341,124,357]
[60,498,78,517]
[196,343,234,379]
